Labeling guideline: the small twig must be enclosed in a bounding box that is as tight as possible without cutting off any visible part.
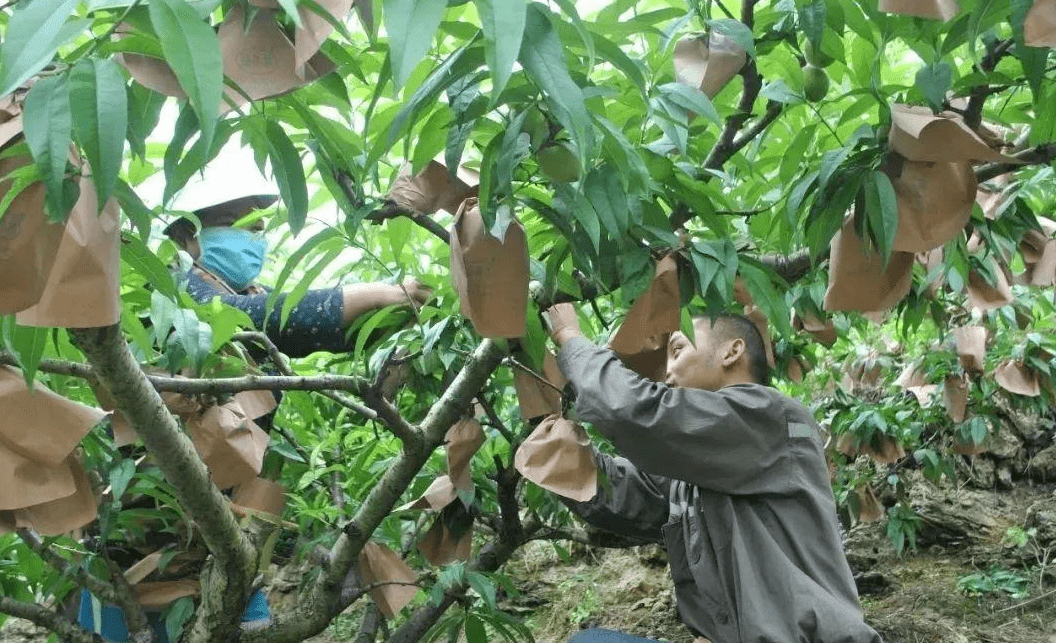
[995,587,1056,613]
[504,356,564,395]
[0,597,97,643]
[84,0,144,58]
[16,530,125,608]
[476,396,517,446]
[976,143,1056,183]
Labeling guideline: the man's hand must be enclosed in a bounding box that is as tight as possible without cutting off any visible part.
[544,303,584,347]
[400,278,433,309]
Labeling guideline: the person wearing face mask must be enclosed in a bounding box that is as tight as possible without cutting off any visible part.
[163,193,431,359]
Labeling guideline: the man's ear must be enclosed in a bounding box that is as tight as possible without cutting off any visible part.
[721,337,746,367]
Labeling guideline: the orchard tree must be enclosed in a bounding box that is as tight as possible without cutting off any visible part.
[1,0,1056,642]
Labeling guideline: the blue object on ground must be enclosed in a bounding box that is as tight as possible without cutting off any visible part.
[568,628,669,643]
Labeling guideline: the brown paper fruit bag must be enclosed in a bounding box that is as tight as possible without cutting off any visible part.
[943,375,969,423]
[514,416,597,502]
[7,456,98,536]
[884,154,976,253]
[417,501,473,566]
[358,542,419,618]
[512,356,564,420]
[673,32,746,99]
[445,417,484,494]
[609,255,680,381]
[186,401,269,490]
[888,104,1016,164]
[823,219,915,313]
[993,361,1041,397]
[792,310,837,347]
[836,432,906,464]
[16,174,122,328]
[0,445,77,511]
[398,475,458,511]
[965,261,1013,311]
[0,366,107,465]
[0,140,67,315]
[387,160,479,215]
[232,476,287,518]
[218,5,335,111]
[953,325,987,373]
[856,485,884,523]
[449,198,529,338]
[1025,0,1056,47]
[877,0,960,20]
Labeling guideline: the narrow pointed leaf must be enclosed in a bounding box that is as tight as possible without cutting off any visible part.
[22,75,73,219]
[383,0,448,90]
[69,59,128,211]
[474,0,527,101]
[0,0,84,97]
[264,121,309,236]
[148,0,222,150]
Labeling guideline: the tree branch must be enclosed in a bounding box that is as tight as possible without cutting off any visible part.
[976,144,1056,183]
[0,597,99,643]
[250,339,507,643]
[353,603,383,643]
[364,201,451,244]
[69,326,256,643]
[962,38,1013,131]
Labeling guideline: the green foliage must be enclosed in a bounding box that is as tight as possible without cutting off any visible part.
[957,567,1030,599]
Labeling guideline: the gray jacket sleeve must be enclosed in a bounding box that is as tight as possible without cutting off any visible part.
[558,337,793,496]
[561,450,671,543]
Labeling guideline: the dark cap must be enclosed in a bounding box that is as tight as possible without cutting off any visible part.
[163,194,278,239]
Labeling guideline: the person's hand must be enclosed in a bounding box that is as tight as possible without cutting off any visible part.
[544,303,583,347]
[400,278,433,309]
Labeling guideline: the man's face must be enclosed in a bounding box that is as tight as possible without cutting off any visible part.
[664,319,727,391]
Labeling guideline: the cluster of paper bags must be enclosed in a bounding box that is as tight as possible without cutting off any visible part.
[117,0,375,112]
[878,0,1056,49]
[0,96,122,328]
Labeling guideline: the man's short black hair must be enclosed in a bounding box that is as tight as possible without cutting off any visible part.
[694,312,771,386]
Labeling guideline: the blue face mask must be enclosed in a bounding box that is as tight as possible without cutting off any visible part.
[197,227,268,291]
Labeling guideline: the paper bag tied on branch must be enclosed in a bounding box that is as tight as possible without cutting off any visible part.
[514,416,598,502]
[2,456,98,536]
[943,375,969,423]
[16,173,122,328]
[449,198,529,338]
[186,401,269,490]
[993,360,1041,397]
[1016,220,1056,287]
[513,351,566,420]
[445,417,484,494]
[673,32,747,99]
[792,310,837,347]
[387,160,479,215]
[889,104,1016,164]
[0,138,67,315]
[877,0,960,20]
[118,5,334,113]
[1025,0,1056,47]
[609,255,680,381]
[823,218,915,313]
[418,501,474,566]
[232,476,287,518]
[953,325,987,373]
[966,259,1013,311]
[0,365,107,465]
[249,0,371,73]
[358,542,419,618]
[399,475,458,511]
[882,153,976,253]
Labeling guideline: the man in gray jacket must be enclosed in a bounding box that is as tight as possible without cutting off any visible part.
[544,304,883,643]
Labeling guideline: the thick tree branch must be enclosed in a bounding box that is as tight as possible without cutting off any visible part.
[353,603,383,643]
[976,144,1056,183]
[69,326,256,643]
[962,38,1013,131]
[250,339,507,643]
[0,598,99,643]
[757,249,813,283]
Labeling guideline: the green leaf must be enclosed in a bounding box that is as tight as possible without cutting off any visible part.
[68,59,128,211]
[164,596,195,643]
[519,3,594,166]
[709,17,755,58]
[263,121,309,236]
[583,165,629,239]
[797,2,826,50]
[126,82,167,160]
[657,82,722,126]
[122,234,178,299]
[571,191,602,253]
[148,0,223,151]
[383,0,448,90]
[22,75,73,220]
[109,459,136,501]
[1,317,50,388]
[474,0,527,101]
[464,614,487,643]
[871,170,899,260]
[737,258,792,338]
[275,0,304,28]
[171,308,212,372]
[914,61,951,112]
[0,0,85,98]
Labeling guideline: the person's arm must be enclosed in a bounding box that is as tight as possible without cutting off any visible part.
[557,337,792,495]
[561,449,672,543]
[340,279,431,325]
[544,303,792,495]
